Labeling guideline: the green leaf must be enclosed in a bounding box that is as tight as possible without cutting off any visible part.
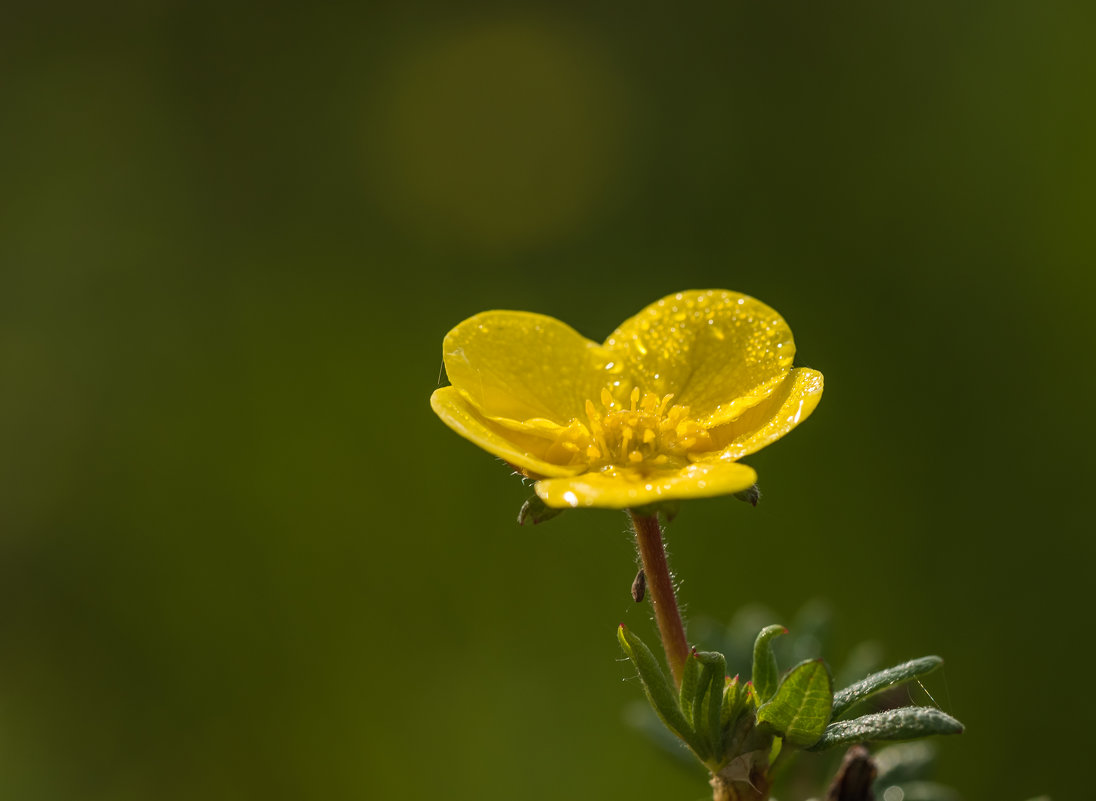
[679,648,701,727]
[720,674,743,730]
[693,650,726,757]
[617,625,707,757]
[831,655,943,719]
[810,707,964,751]
[517,495,564,525]
[757,659,833,748]
[751,624,787,702]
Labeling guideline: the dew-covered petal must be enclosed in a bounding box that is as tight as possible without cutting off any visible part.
[443,310,612,424]
[694,368,824,462]
[603,290,795,425]
[534,462,758,509]
[430,387,585,478]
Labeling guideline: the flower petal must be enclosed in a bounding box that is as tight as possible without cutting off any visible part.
[430,387,584,478]
[443,310,613,424]
[534,462,758,509]
[694,368,824,462]
[603,290,795,426]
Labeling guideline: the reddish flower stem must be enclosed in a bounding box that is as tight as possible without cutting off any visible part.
[628,510,690,687]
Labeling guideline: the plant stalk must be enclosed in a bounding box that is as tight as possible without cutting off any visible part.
[628,510,690,687]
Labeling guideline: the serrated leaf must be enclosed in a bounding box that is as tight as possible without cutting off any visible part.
[832,656,943,719]
[757,659,833,747]
[517,495,564,525]
[617,625,707,757]
[810,706,963,751]
[751,624,787,702]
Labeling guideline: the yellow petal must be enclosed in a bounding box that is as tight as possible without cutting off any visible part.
[443,310,613,424]
[534,462,758,509]
[430,387,585,478]
[694,368,824,462]
[603,290,795,425]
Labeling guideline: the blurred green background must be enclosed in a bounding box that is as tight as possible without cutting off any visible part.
[2,3,1094,799]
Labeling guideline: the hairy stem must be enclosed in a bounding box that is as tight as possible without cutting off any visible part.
[628,510,690,687]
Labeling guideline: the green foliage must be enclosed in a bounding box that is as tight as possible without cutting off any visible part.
[679,648,701,726]
[617,625,706,757]
[811,707,963,751]
[750,624,787,702]
[693,650,727,757]
[831,656,943,719]
[720,675,744,731]
[756,659,833,747]
[620,613,964,797]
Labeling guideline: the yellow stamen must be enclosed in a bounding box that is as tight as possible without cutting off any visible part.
[546,386,714,473]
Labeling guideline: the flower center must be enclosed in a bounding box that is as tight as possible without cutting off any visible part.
[547,386,712,471]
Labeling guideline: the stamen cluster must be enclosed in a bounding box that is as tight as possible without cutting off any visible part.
[547,386,712,472]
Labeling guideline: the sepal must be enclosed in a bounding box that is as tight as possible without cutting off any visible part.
[734,484,760,506]
[517,494,564,526]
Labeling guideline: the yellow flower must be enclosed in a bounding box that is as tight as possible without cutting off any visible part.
[430,290,823,509]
